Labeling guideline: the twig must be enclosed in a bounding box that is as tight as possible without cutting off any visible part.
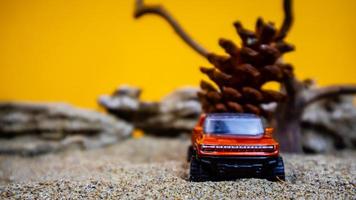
[134,0,209,57]
[304,85,356,106]
[276,0,293,40]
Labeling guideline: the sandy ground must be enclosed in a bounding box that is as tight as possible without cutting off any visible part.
[0,136,355,199]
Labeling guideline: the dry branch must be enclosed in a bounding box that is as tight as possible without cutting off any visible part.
[276,0,293,40]
[134,0,356,153]
[134,0,209,57]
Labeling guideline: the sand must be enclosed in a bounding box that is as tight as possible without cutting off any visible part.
[0,136,355,199]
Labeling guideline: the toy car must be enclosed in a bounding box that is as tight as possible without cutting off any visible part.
[188,113,285,182]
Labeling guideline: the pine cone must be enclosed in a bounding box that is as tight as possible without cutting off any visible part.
[199,17,295,116]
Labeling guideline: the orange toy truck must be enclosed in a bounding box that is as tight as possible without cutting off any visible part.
[188,113,285,181]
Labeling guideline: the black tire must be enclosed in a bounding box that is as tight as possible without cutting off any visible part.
[266,156,285,181]
[189,156,210,182]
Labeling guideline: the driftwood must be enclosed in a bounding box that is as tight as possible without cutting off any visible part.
[133,0,356,152]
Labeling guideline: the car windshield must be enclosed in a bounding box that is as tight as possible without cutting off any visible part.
[204,115,263,136]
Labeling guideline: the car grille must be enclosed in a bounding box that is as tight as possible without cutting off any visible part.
[201,145,275,152]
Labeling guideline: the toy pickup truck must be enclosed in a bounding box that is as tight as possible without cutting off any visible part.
[188,113,285,181]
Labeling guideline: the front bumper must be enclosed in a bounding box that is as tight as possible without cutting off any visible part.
[197,156,279,177]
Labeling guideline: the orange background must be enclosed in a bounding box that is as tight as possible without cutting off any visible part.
[0,0,355,108]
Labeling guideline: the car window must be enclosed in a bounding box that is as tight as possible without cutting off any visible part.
[204,117,263,136]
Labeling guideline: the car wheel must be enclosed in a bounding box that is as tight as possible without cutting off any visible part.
[266,156,285,181]
[189,156,210,182]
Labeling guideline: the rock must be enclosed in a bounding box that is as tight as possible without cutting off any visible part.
[160,87,201,118]
[302,130,335,153]
[302,96,356,153]
[99,86,201,135]
[112,85,142,99]
[0,102,133,156]
[99,95,140,112]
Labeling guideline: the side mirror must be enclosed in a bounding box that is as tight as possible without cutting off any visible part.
[264,127,274,138]
[193,126,203,133]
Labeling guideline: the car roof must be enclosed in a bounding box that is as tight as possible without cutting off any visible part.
[206,113,260,119]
